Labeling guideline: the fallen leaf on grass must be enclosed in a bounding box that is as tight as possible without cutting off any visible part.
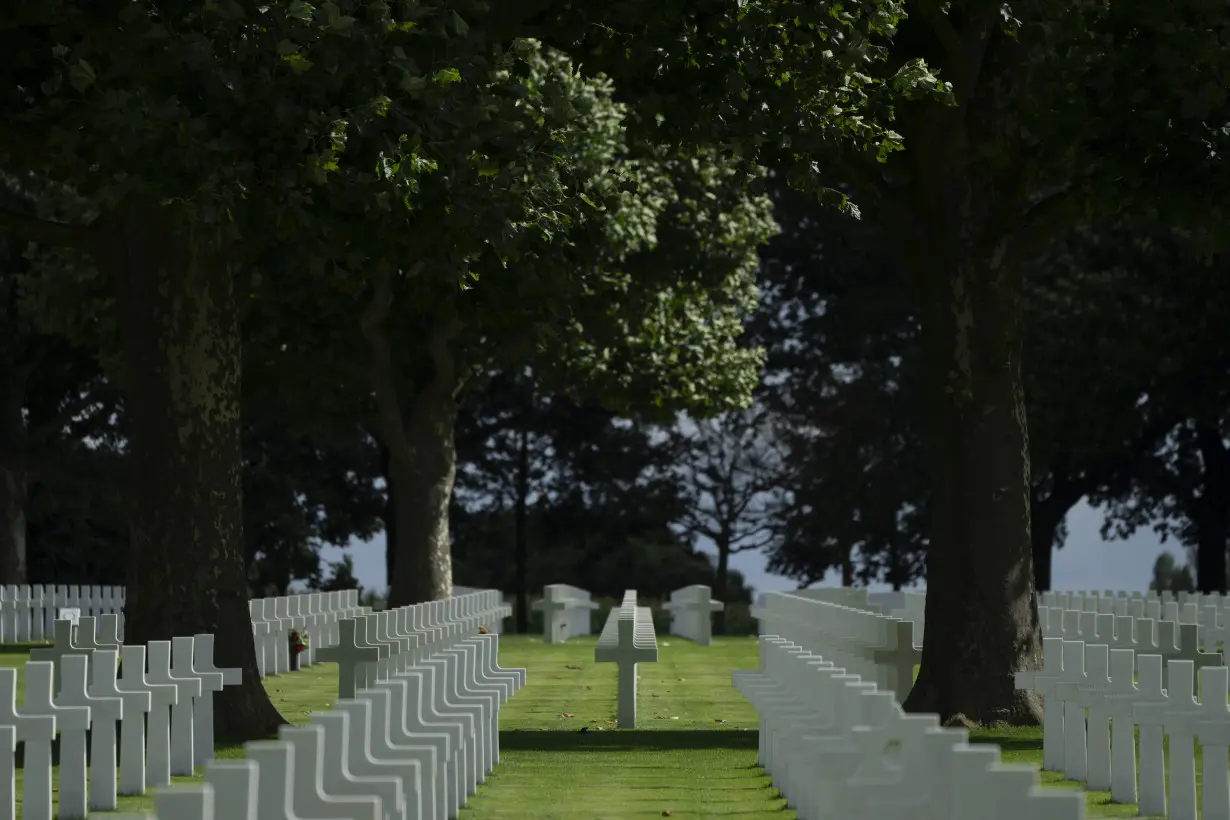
[714,719,727,724]
[662,811,672,817]
[565,664,582,670]
[549,675,562,679]
[654,716,680,720]
[560,712,575,718]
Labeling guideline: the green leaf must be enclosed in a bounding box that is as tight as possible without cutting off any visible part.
[452,11,470,36]
[579,193,597,209]
[433,67,462,86]
[67,59,96,92]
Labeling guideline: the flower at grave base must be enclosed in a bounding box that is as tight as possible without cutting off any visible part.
[478,625,489,634]
[289,629,309,654]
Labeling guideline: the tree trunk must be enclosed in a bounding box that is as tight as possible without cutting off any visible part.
[899,168,1042,726]
[1029,470,1087,592]
[840,549,854,587]
[360,270,459,607]
[1194,424,1229,594]
[513,427,529,633]
[713,542,730,635]
[105,200,285,743]
[0,354,28,586]
[377,440,397,592]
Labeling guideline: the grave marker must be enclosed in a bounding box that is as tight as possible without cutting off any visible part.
[57,654,124,812]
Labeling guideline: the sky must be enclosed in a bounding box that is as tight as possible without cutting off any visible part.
[317,498,1172,597]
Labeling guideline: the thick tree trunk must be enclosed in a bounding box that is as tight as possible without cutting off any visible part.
[361,270,459,607]
[0,355,28,586]
[899,160,1042,725]
[513,427,529,633]
[106,200,285,743]
[713,543,730,635]
[840,550,854,587]
[377,441,397,591]
[1194,424,1229,594]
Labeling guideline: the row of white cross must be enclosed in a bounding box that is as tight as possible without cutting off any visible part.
[1015,617,1230,819]
[660,585,723,646]
[0,617,241,820]
[594,590,658,728]
[248,590,367,676]
[529,584,599,644]
[531,582,726,647]
[736,632,1084,820]
[111,589,524,820]
[0,586,124,644]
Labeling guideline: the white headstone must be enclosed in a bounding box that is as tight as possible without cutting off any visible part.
[0,669,55,820]
[116,645,179,791]
[1131,654,1171,817]
[57,653,124,811]
[21,661,91,820]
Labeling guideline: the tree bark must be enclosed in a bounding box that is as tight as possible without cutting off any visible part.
[377,440,397,592]
[1029,472,1084,593]
[713,541,730,635]
[0,353,28,586]
[1194,424,1229,594]
[513,426,530,633]
[105,199,285,743]
[840,549,854,587]
[361,269,460,607]
[898,133,1042,725]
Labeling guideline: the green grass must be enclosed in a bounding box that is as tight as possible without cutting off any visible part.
[459,635,786,819]
[5,633,1220,819]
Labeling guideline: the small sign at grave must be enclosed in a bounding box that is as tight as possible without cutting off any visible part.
[57,607,81,626]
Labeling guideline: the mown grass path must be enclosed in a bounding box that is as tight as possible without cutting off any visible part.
[460,634,789,819]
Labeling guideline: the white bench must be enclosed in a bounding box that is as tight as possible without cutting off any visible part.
[594,590,658,728]
[530,583,598,644]
[662,584,723,646]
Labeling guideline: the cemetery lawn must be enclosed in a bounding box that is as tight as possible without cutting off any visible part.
[459,635,789,819]
[0,636,1214,819]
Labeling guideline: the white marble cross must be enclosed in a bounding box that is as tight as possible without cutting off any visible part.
[28,619,92,693]
[1131,654,1172,817]
[1078,643,1113,790]
[1013,636,1066,772]
[0,668,56,820]
[117,645,179,792]
[1157,661,1203,820]
[1191,665,1230,820]
[57,653,124,812]
[316,618,381,698]
[594,593,658,729]
[1102,647,1140,804]
[1052,640,1089,782]
[22,661,91,820]
[190,633,241,764]
[147,640,204,777]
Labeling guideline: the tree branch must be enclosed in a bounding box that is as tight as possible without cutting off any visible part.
[0,208,103,254]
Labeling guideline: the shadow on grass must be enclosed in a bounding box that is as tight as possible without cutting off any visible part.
[0,642,51,656]
[985,737,1045,754]
[500,729,759,752]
